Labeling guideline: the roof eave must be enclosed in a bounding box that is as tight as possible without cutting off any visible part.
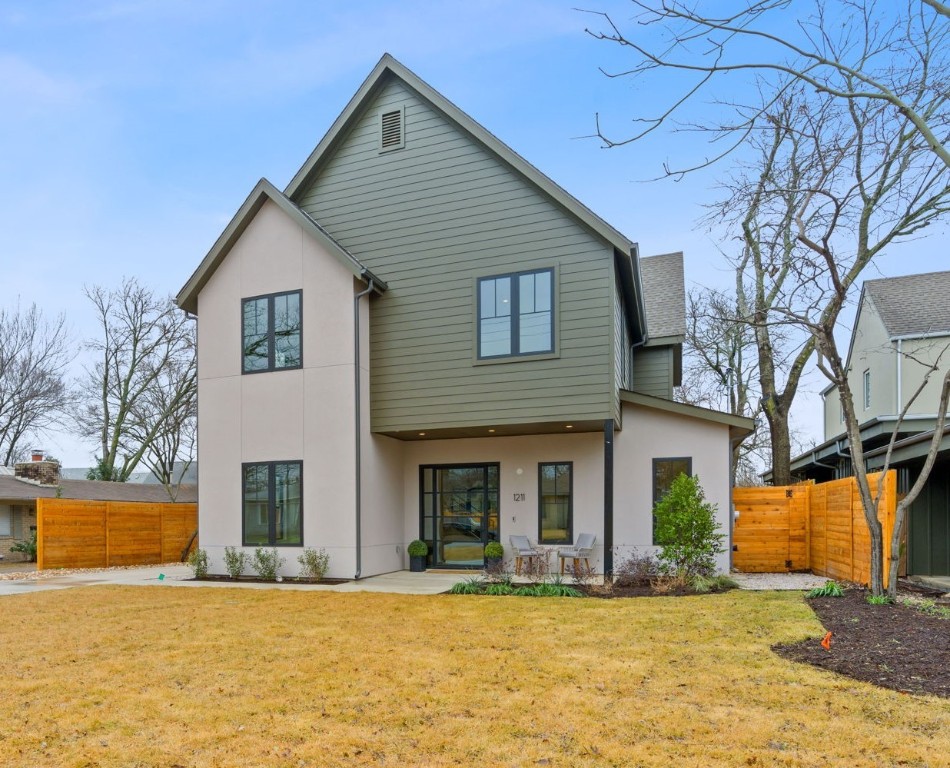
[620,389,755,436]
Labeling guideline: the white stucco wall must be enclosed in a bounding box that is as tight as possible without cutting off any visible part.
[196,198,377,578]
[613,402,734,574]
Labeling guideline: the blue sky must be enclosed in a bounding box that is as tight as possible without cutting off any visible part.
[1,0,945,466]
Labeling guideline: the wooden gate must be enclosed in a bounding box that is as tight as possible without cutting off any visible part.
[733,471,896,585]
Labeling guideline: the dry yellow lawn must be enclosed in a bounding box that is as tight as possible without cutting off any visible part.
[1,587,947,767]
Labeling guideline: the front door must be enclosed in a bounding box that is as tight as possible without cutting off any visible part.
[420,464,499,568]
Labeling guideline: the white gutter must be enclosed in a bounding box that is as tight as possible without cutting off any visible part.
[896,338,902,414]
[890,331,950,341]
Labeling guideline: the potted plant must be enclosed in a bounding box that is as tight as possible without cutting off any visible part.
[484,540,504,570]
[408,539,428,572]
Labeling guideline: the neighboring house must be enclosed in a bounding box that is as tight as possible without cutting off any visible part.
[176,54,753,579]
[791,270,950,576]
[0,456,197,561]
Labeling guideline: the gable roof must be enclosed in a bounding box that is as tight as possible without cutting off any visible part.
[639,252,686,343]
[864,270,950,339]
[620,389,755,440]
[176,178,387,315]
[285,55,635,257]
[0,476,197,503]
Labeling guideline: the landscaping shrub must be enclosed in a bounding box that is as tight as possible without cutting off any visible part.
[805,580,844,598]
[297,547,330,580]
[223,546,248,579]
[690,574,739,594]
[9,532,37,562]
[612,548,659,586]
[187,548,209,579]
[407,540,428,557]
[653,473,724,578]
[252,548,285,581]
[449,577,485,595]
[866,593,894,605]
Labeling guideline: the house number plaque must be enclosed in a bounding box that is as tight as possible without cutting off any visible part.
[513,493,526,502]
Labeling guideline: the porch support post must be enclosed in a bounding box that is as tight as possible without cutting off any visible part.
[604,419,614,576]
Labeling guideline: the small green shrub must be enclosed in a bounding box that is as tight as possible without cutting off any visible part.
[485,582,514,596]
[223,546,248,579]
[187,548,209,579]
[251,548,285,581]
[449,576,485,594]
[9,532,37,562]
[297,548,330,580]
[512,582,582,598]
[407,539,428,557]
[690,574,739,593]
[866,593,894,605]
[806,580,844,598]
[484,541,504,559]
[653,474,725,578]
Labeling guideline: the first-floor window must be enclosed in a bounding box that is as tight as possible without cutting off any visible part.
[243,461,303,546]
[538,462,572,544]
[0,504,11,536]
[652,457,692,544]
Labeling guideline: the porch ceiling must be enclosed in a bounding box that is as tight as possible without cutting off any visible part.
[375,419,606,441]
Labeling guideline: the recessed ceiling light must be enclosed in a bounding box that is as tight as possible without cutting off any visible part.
[488,429,495,433]
[565,425,574,429]
[418,432,426,436]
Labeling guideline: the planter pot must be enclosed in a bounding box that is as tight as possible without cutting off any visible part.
[409,555,426,572]
[485,556,502,571]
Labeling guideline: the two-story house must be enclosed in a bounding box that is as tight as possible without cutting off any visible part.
[791,270,950,576]
[176,54,753,579]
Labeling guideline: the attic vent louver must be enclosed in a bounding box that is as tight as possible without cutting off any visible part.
[379,107,405,152]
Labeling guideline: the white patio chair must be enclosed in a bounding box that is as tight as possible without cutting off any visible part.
[558,533,596,575]
[509,535,541,576]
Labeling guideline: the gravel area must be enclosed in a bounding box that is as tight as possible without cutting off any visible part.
[730,572,832,590]
[0,563,184,581]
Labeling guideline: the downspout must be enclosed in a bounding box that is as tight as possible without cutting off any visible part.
[896,339,903,414]
[353,276,375,580]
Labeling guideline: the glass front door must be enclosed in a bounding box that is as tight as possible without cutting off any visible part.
[420,464,499,568]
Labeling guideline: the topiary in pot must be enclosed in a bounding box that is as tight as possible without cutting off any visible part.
[407,539,428,572]
[484,540,504,570]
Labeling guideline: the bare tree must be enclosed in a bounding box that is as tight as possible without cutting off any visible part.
[585,0,950,174]
[0,303,73,465]
[77,279,197,490]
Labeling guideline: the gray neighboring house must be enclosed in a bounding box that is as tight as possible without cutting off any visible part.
[176,54,753,579]
[791,270,950,576]
[0,457,197,562]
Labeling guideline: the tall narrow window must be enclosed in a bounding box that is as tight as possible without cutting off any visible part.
[863,369,871,410]
[0,504,11,537]
[477,268,553,359]
[243,461,303,546]
[538,462,572,544]
[242,291,301,373]
[652,457,692,544]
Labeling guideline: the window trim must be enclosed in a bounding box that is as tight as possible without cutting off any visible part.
[241,290,303,375]
[652,456,692,545]
[537,461,573,545]
[241,460,304,547]
[475,267,557,361]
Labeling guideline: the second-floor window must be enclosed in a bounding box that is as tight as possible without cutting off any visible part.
[477,268,554,359]
[243,291,302,373]
[863,369,871,410]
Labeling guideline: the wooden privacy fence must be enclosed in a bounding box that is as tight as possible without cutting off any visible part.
[36,499,198,571]
[733,470,896,586]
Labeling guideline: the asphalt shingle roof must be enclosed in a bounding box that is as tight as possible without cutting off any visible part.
[0,476,197,503]
[865,270,950,338]
[639,252,686,340]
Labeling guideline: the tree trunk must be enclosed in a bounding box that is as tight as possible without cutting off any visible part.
[765,401,793,486]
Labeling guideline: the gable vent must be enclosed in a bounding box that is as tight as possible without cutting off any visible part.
[379,107,405,152]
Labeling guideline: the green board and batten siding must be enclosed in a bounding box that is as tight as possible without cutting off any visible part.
[295,77,617,434]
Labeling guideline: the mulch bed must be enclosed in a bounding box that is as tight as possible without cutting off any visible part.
[774,588,950,698]
[196,575,350,586]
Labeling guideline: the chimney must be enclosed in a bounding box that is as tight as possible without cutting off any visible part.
[31,449,45,462]
[14,454,61,486]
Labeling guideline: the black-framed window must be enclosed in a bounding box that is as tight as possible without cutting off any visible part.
[539,462,572,544]
[863,369,871,410]
[243,461,303,546]
[477,268,553,358]
[242,290,302,373]
[652,457,692,544]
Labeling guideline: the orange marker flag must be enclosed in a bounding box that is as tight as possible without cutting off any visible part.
[821,631,833,651]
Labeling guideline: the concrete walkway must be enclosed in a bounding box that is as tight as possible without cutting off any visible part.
[0,565,463,597]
